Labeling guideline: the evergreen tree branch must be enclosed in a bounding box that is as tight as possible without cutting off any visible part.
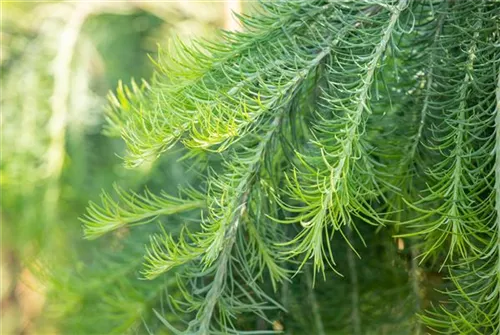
[185,112,287,334]
[82,185,204,239]
[402,3,490,262]
[418,3,500,332]
[143,106,290,333]
[397,9,446,178]
[280,0,408,274]
[111,1,337,167]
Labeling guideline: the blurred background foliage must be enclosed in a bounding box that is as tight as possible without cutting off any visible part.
[0,2,244,333]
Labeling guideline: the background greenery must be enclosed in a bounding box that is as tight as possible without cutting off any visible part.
[1,2,227,333]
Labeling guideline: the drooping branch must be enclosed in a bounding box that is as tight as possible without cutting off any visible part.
[194,113,288,334]
[281,0,409,274]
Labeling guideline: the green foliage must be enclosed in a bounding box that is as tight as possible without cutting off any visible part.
[82,184,204,239]
[0,2,222,334]
[77,0,500,334]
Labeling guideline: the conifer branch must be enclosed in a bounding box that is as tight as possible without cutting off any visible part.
[281,0,408,274]
[141,102,291,333]
[417,3,500,332]
[402,7,485,261]
[244,214,289,290]
[82,185,204,239]
[399,12,445,175]
[189,113,286,334]
[112,1,336,167]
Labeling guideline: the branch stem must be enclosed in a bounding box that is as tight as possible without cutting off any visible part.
[346,228,361,335]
